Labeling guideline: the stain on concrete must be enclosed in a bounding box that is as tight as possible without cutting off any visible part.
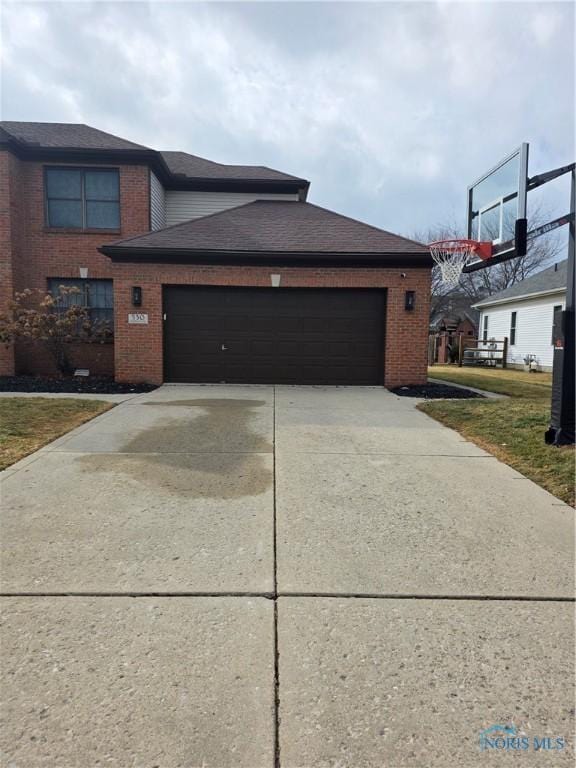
[142,399,267,408]
[78,398,272,499]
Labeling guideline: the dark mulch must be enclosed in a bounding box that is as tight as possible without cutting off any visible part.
[390,382,483,399]
[0,375,158,395]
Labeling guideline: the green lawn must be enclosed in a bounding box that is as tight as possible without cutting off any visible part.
[430,366,553,399]
[0,397,112,471]
[421,366,574,507]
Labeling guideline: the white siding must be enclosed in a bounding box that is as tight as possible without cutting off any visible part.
[150,171,166,230]
[165,190,300,226]
[478,292,565,370]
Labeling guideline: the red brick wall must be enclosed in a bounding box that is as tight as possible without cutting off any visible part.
[15,342,114,377]
[111,264,431,387]
[1,147,431,386]
[0,151,23,375]
[0,150,150,376]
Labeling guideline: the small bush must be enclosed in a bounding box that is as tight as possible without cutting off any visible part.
[0,287,113,376]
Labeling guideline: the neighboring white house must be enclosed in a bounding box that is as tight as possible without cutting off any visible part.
[472,260,567,371]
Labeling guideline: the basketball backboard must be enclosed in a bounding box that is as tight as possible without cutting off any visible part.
[467,143,529,258]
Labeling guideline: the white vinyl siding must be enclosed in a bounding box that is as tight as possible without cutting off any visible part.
[165,191,300,226]
[478,292,565,370]
[150,171,166,230]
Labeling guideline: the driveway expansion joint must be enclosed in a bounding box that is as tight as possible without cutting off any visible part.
[1,592,573,602]
[272,385,281,768]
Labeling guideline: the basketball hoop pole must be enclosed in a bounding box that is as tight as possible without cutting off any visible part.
[545,166,575,445]
[459,152,575,446]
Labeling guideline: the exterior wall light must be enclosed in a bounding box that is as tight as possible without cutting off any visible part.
[132,286,143,306]
[405,290,415,311]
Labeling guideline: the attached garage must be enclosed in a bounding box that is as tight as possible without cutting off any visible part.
[163,287,385,385]
[101,199,432,387]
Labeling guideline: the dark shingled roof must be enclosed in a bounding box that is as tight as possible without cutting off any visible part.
[160,150,305,183]
[474,260,567,307]
[102,200,429,255]
[0,121,150,150]
[0,122,308,186]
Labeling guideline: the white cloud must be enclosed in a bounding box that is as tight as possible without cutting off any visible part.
[1,0,573,237]
[529,7,561,47]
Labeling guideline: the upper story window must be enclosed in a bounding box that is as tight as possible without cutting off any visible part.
[45,168,120,230]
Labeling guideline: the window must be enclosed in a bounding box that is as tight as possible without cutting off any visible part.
[48,279,114,328]
[482,315,489,342]
[45,168,120,230]
[551,304,563,344]
[510,311,517,345]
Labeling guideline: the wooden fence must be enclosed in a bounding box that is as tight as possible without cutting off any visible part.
[429,333,508,368]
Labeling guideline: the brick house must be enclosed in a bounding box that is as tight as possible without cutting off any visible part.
[0,121,432,387]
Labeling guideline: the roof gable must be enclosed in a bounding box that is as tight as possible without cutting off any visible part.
[102,200,429,256]
[100,200,431,268]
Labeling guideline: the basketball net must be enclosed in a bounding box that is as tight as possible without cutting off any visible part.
[429,239,492,288]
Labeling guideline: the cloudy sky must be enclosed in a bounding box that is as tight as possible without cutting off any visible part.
[1,1,574,239]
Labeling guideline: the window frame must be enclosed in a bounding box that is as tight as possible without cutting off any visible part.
[482,314,489,343]
[44,166,121,231]
[47,278,115,332]
[510,311,517,346]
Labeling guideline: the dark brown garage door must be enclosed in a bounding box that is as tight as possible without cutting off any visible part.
[163,287,386,385]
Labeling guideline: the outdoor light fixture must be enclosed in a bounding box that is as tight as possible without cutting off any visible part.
[79,267,88,278]
[132,286,143,306]
[405,290,415,311]
[271,274,281,288]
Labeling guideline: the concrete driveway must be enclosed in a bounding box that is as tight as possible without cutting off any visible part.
[1,385,573,767]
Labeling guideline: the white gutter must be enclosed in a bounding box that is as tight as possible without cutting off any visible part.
[472,287,566,310]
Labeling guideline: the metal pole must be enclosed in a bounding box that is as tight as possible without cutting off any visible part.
[545,168,575,445]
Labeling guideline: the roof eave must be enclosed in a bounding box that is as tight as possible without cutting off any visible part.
[163,177,309,194]
[1,141,160,164]
[99,245,432,268]
[473,286,567,309]
[0,140,310,193]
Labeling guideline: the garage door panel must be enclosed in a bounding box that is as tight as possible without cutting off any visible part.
[251,341,274,355]
[164,288,385,385]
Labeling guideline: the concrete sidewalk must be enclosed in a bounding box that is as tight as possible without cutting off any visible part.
[1,385,574,767]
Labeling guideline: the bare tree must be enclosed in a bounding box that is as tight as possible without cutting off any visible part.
[415,206,564,317]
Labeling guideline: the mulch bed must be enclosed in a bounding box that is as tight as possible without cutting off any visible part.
[390,383,483,399]
[0,375,158,395]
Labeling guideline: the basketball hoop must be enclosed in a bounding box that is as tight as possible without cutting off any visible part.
[429,239,492,288]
